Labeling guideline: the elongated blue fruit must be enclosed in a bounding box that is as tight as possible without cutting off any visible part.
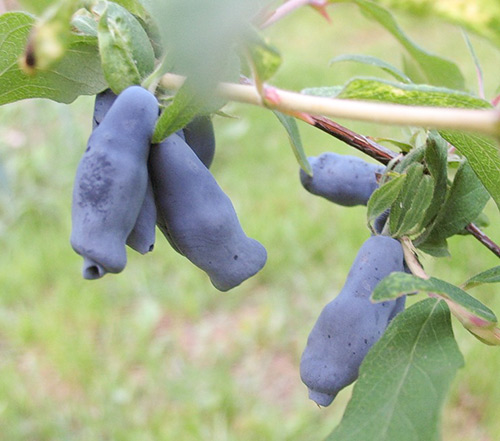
[183,115,215,168]
[92,89,157,255]
[71,86,158,279]
[149,133,267,291]
[300,235,404,407]
[300,152,385,206]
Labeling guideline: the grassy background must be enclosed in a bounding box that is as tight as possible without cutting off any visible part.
[1,3,499,440]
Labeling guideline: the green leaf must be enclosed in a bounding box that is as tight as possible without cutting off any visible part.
[389,163,434,236]
[272,111,312,176]
[330,54,411,83]
[420,161,490,245]
[152,80,206,144]
[352,0,465,89]
[242,28,282,83]
[462,31,483,97]
[0,12,107,106]
[416,238,450,258]
[372,137,413,152]
[327,298,464,441]
[367,174,406,223]
[367,0,500,50]
[439,131,500,211]
[393,144,425,173]
[373,273,496,321]
[421,132,449,226]
[373,273,500,345]
[71,14,98,37]
[464,266,500,290]
[337,77,491,109]
[98,1,155,94]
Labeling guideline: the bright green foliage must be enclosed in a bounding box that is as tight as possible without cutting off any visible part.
[242,28,282,84]
[97,2,155,94]
[327,299,464,441]
[152,80,210,143]
[367,174,405,226]
[0,12,107,105]
[389,163,434,236]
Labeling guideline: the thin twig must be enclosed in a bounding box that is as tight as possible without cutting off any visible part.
[465,223,500,258]
[312,115,397,164]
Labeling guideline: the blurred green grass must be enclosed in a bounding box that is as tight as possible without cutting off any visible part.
[1,3,500,440]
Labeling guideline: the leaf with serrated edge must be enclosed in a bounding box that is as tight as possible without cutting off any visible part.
[330,54,411,83]
[367,174,406,222]
[327,298,464,441]
[352,0,465,89]
[0,12,107,106]
[464,266,500,290]
[273,111,312,176]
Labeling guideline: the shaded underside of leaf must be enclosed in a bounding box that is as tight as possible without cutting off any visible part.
[327,298,464,441]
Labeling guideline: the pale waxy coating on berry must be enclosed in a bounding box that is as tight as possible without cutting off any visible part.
[300,235,405,406]
[300,152,385,206]
[71,86,158,278]
[149,133,267,291]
